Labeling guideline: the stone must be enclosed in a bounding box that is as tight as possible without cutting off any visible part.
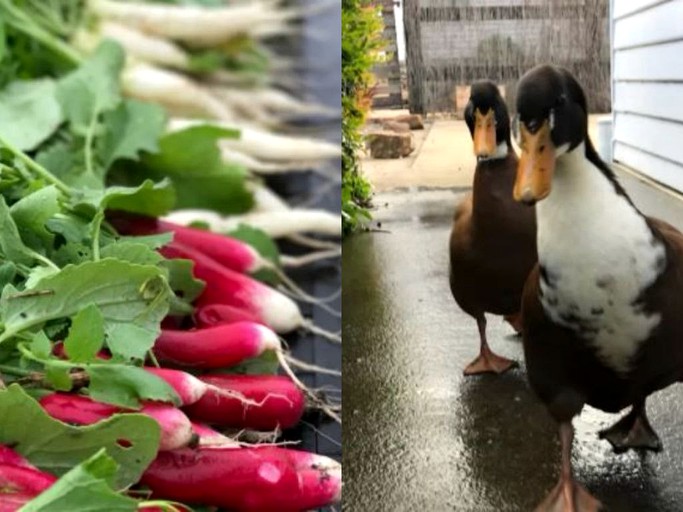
[381,120,411,133]
[393,113,424,130]
[367,130,414,159]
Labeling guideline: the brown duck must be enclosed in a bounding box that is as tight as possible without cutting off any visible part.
[449,81,537,375]
[514,64,683,511]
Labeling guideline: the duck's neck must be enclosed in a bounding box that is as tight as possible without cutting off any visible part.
[536,142,646,260]
[471,143,516,229]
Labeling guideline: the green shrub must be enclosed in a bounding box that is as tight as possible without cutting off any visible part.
[341,0,384,236]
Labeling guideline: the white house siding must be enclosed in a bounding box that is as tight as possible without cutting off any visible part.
[612,0,683,191]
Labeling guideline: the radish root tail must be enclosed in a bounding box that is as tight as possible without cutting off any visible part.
[276,349,341,424]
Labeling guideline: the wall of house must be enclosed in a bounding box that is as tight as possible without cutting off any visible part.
[611,0,683,191]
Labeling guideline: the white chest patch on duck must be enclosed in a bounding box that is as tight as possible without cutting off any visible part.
[536,145,666,375]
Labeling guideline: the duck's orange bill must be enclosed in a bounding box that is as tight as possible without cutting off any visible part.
[513,120,555,203]
[473,109,496,157]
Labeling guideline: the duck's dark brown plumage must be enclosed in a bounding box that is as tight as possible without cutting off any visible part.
[449,81,537,375]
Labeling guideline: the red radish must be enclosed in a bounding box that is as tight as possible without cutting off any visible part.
[297,465,343,511]
[153,322,280,369]
[161,242,303,333]
[39,393,194,451]
[183,375,305,430]
[139,403,196,452]
[195,303,262,327]
[109,214,266,274]
[191,422,239,447]
[0,464,57,511]
[144,367,207,406]
[0,445,36,470]
[140,446,342,511]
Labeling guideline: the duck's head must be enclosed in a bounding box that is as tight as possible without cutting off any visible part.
[512,65,589,205]
[464,80,511,161]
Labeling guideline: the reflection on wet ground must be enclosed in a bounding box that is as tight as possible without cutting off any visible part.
[343,179,683,511]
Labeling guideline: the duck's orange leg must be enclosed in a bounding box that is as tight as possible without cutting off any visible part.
[464,317,518,376]
[535,422,602,512]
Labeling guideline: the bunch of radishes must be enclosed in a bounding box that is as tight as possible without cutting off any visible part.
[0,1,341,509]
[6,215,342,510]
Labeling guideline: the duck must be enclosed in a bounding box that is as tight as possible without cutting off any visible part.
[513,64,683,511]
[449,80,537,375]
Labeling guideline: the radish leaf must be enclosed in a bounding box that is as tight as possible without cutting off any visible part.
[100,242,163,266]
[161,258,205,303]
[64,305,105,363]
[45,363,72,392]
[0,79,62,150]
[0,195,40,267]
[142,125,253,214]
[30,331,51,360]
[20,449,137,512]
[10,186,61,252]
[86,364,181,408]
[0,384,160,488]
[0,260,172,358]
[227,349,278,375]
[98,99,166,169]
[55,41,123,132]
[73,179,175,217]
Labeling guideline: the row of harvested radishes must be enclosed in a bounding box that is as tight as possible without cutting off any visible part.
[1,216,341,511]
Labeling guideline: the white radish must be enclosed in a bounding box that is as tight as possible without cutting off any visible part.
[222,87,339,118]
[168,118,340,162]
[223,148,317,174]
[89,0,299,47]
[122,63,237,120]
[163,209,341,238]
[248,182,289,213]
[94,22,190,69]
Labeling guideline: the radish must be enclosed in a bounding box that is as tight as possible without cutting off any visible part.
[122,63,237,120]
[160,242,304,334]
[89,0,298,47]
[75,22,190,70]
[191,422,239,448]
[162,208,342,238]
[153,323,280,370]
[0,464,57,512]
[183,374,305,430]
[109,213,267,274]
[0,445,36,470]
[168,118,340,162]
[111,213,340,313]
[211,87,338,120]
[221,148,317,174]
[140,446,341,511]
[195,304,262,328]
[39,393,194,451]
[143,368,207,406]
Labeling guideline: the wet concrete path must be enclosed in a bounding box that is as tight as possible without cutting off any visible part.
[343,173,683,511]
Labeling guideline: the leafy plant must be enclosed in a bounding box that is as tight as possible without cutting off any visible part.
[341,0,384,236]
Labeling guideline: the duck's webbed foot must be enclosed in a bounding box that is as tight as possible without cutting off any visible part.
[535,422,602,512]
[464,317,518,376]
[598,400,662,454]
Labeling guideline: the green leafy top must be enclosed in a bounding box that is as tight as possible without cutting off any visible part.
[0,385,160,488]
